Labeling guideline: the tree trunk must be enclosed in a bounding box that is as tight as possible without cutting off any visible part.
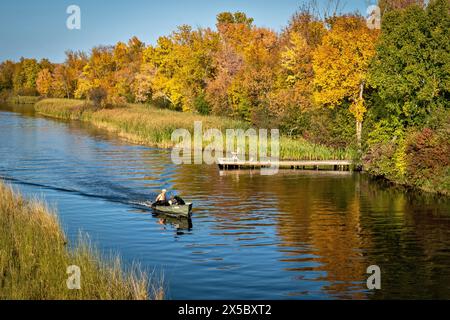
[356,81,365,149]
[65,81,70,99]
[356,120,362,148]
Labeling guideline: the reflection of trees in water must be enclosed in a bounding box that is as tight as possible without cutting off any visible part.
[361,180,450,299]
[169,164,450,299]
[174,167,371,298]
[0,103,37,116]
[307,175,368,299]
[271,173,370,299]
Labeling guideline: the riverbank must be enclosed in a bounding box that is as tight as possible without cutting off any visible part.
[0,181,164,300]
[32,99,449,196]
[364,119,450,196]
[5,95,41,104]
[34,98,355,161]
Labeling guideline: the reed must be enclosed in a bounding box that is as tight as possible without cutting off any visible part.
[279,137,356,161]
[0,181,164,300]
[34,98,89,119]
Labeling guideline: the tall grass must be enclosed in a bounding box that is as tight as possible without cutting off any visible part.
[35,98,353,160]
[34,98,88,119]
[280,137,356,161]
[0,181,164,300]
[84,103,249,149]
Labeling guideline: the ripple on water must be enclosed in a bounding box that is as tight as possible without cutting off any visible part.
[1,105,450,299]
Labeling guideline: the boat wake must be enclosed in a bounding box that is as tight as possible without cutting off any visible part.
[0,175,154,209]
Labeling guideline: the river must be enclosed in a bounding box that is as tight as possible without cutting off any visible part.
[1,103,450,300]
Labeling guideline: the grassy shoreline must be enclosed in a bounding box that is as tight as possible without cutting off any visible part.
[364,129,450,197]
[6,95,41,104]
[34,98,355,161]
[33,98,449,196]
[0,181,164,300]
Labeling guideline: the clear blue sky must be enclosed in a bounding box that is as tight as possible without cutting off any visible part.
[0,0,370,63]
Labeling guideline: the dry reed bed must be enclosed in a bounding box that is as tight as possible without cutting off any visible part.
[0,181,164,300]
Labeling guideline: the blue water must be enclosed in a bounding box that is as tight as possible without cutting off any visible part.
[1,104,450,299]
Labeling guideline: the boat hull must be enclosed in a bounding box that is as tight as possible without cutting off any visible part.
[152,203,193,218]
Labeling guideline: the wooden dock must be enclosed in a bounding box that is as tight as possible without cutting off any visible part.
[217,158,353,171]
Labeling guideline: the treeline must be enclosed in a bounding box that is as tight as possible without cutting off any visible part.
[0,0,449,149]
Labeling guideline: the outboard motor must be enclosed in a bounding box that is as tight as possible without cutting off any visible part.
[173,196,185,205]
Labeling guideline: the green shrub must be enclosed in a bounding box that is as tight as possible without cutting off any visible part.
[405,127,450,194]
[364,141,403,181]
[194,94,211,115]
[89,87,108,107]
[364,124,450,195]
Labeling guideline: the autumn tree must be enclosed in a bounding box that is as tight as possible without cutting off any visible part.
[313,15,379,147]
[12,58,41,95]
[143,36,180,108]
[205,12,257,117]
[229,27,279,123]
[132,63,156,104]
[205,41,243,115]
[271,9,327,133]
[75,37,143,104]
[51,65,71,98]
[36,69,53,97]
[217,11,254,26]
[0,61,15,92]
[113,37,145,103]
[75,46,116,100]
[281,3,326,47]
[147,26,218,111]
[39,59,54,73]
[61,50,88,98]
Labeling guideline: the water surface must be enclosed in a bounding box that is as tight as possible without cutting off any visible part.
[1,103,449,299]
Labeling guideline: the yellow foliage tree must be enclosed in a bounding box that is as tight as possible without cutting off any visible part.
[36,69,53,97]
[281,33,311,86]
[147,26,219,112]
[313,16,379,146]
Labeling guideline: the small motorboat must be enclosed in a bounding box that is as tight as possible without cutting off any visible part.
[151,202,193,218]
[135,196,192,218]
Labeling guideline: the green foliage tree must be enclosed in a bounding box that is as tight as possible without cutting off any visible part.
[378,0,425,13]
[369,0,450,133]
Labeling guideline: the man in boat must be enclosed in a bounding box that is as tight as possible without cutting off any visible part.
[154,189,186,207]
[154,189,169,206]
